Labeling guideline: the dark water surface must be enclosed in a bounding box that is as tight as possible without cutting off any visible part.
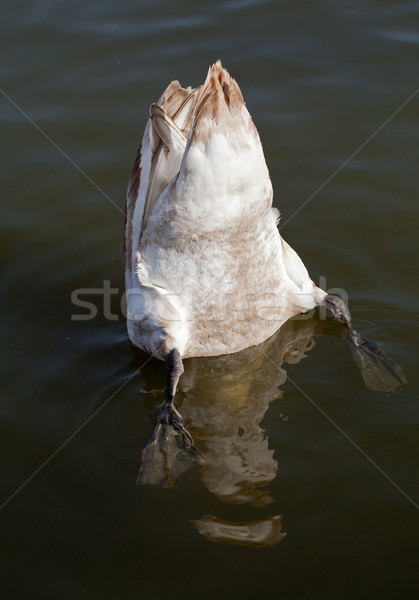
[1,1,418,598]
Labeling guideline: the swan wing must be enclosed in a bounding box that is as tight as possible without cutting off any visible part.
[124,82,202,284]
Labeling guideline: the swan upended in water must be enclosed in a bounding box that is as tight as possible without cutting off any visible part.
[124,61,405,450]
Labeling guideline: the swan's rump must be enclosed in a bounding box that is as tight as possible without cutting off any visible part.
[125,62,318,358]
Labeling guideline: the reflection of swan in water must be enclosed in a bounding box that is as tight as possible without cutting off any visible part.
[182,319,318,506]
[138,317,339,547]
[189,515,287,548]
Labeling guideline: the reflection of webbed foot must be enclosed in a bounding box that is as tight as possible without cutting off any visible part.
[347,328,407,392]
[138,401,203,488]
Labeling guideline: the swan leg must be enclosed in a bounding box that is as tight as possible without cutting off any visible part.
[155,348,194,448]
[165,348,184,403]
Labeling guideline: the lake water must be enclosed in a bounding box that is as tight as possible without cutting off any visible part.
[1,1,418,598]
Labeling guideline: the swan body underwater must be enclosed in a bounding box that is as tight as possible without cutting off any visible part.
[124,61,406,458]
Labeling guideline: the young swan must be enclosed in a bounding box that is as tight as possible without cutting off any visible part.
[124,61,406,453]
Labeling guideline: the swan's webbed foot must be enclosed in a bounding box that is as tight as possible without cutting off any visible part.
[138,401,202,487]
[155,400,194,448]
[323,295,406,392]
[347,328,407,392]
[137,349,203,487]
[324,294,352,326]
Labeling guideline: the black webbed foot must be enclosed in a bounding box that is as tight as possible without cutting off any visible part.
[137,348,203,487]
[155,400,195,448]
[346,328,407,392]
[323,294,407,392]
[137,403,203,487]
